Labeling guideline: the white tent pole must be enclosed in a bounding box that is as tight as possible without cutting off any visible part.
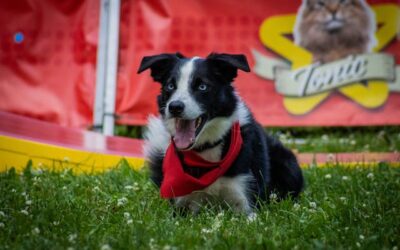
[93,0,120,135]
[93,0,109,132]
[103,0,120,136]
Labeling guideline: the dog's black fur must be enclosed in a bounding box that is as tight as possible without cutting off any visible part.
[138,52,304,214]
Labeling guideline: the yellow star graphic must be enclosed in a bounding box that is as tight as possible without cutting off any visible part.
[259,4,399,115]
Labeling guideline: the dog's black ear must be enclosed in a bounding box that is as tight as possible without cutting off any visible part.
[206,53,250,83]
[137,53,184,83]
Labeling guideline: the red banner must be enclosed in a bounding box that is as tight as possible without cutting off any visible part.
[1,0,399,127]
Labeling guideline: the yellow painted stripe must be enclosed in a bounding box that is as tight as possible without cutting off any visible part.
[0,135,145,174]
[0,135,398,174]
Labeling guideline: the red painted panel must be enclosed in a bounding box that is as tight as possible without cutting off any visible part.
[0,0,399,127]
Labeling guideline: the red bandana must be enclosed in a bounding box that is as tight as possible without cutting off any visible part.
[160,122,243,198]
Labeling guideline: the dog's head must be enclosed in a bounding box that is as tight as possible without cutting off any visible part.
[138,52,250,151]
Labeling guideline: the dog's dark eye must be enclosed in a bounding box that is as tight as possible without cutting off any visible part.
[165,83,175,91]
[198,83,208,91]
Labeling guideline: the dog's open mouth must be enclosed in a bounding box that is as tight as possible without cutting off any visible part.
[173,115,207,150]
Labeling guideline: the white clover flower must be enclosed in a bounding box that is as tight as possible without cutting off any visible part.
[93,186,100,192]
[212,219,222,230]
[11,189,16,193]
[247,213,257,222]
[279,134,287,141]
[367,173,374,179]
[26,200,32,206]
[327,153,335,162]
[174,221,179,226]
[32,177,42,185]
[324,174,332,179]
[350,140,356,145]
[124,185,134,190]
[342,176,350,181]
[217,211,225,218]
[32,227,40,234]
[230,217,239,222]
[32,168,43,175]
[293,203,301,210]
[148,238,157,250]
[309,202,317,209]
[321,134,329,141]
[53,221,60,226]
[100,244,112,250]
[359,235,365,240]
[62,186,67,190]
[201,228,212,234]
[123,212,130,219]
[0,222,4,228]
[21,192,27,197]
[163,245,172,250]
[21,209,29,215]
[269,193,277,200]
[356,242,361,247]
[68,234,77,242]
[127,219,133,224]
[117,197,128,207]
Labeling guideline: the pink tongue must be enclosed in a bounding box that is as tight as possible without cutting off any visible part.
[174,119,196,150]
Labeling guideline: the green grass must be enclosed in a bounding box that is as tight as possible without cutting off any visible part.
[115,125,400,153]
[269,126,400,153]
[1,161,399,249]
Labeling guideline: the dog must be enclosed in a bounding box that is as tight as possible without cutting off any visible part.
[138,52,304,217]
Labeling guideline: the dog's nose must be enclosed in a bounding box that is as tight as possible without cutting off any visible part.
[168,100,185,116]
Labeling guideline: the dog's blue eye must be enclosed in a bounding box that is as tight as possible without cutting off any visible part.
[166,83,175,91]
[198,84,208,91]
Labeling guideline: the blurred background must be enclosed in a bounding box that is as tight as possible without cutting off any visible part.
[0,0,399,153]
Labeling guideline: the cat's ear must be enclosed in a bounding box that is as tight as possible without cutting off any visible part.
[138,52,184,83]
[206,53,250,83]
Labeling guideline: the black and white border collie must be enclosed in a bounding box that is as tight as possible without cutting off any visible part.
[138,53,304,218]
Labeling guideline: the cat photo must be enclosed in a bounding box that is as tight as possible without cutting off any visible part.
[294,0,377,63]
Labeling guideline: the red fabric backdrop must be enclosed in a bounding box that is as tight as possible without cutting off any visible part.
[0,0,399,128]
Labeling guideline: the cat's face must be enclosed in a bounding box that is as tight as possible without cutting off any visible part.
[302,0,370,33]
[294,0,376,62]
